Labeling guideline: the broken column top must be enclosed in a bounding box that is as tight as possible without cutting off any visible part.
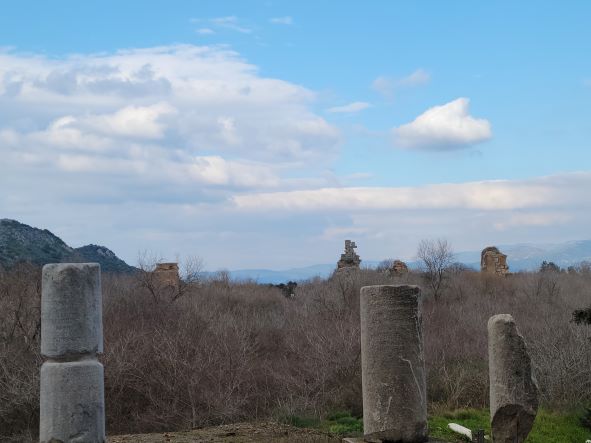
[337,239,361,269]
[41,263,103,358]
[488,314,539,443]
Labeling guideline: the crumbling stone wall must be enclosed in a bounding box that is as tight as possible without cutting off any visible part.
[337,240,361,269]
[389,259,409,276]
[481,246,509,276]
[154,262,180,290]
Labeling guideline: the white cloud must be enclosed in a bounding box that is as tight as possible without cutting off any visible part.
[392,98,492,150]
[185,156,279,187]
[0,45,339,162]
[372,69,430,98]
[196,28,215,35]
[371,76,393,98]
[493,212,572,230]
[210,16,252,33]
[270,16,293,25]
[232,172,591,212]
[0,44,342,210]
[80,103,177,139]
[397,69,430,87]
[326,101,371,114]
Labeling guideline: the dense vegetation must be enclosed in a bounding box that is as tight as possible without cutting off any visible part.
[0,261,590,441]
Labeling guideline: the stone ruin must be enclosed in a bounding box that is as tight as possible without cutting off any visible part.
[354,287,539,443]
[40,263,105,443]
[389,259,409,276]
[488,314,538,443]
[481,246,509,276]
[358,285,428,442]
[337,240,361,269]
[154,262,180,290]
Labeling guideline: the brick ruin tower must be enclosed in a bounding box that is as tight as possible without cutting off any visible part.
[337,240,361,269]
[481,246,509,276]
[153,262,181,291]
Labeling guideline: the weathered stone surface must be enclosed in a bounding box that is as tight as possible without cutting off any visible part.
[389,259,409,276]
[337,240,361,269]
[41,263,102,358]
[360,285,428,442]
[153,262,180,291]
[40,262,105,443]
[40,360,105,443]
[488,314,539,443]
[481,247,509,277]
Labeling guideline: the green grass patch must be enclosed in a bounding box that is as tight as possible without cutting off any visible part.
[285,408,591,441]
[283,411,363,436]
[429,408,591,442]
[282,415,321,429]
[429,408,490,441]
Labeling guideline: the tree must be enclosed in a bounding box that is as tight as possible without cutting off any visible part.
[136,251,204,304]
[416,239,454,300]
[540,261,561,273]
[573,307,591,325]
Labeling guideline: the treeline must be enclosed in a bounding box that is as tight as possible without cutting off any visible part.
[0,261,590,441]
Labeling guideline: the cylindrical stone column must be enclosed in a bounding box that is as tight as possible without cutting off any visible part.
[40,263,105,443]
[488,314,538,443]
[360,285,428,443]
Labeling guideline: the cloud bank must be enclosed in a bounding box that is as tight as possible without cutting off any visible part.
[0,45,340,195]
[232,172,589,212]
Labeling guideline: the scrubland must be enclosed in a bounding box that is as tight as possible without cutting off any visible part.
[1,262,590,441]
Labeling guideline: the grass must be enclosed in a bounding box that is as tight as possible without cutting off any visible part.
[282,411,363,436]
[430,408,591,443]
[285,408,591,442]
[429,408,490,441]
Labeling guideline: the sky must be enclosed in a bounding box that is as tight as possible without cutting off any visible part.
[1,1,591,270]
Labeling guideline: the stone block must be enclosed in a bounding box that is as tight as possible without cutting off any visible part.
[360,285,428,442]
[40,360,105,443]
[488,314,538,443]
[41,263,103,358]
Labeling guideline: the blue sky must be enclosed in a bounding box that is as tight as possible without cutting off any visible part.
[1,1,590,269]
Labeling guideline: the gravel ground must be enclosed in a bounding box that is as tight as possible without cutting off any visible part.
[108,422,342,443]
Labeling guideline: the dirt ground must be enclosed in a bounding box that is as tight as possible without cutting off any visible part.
[108,422,342,443]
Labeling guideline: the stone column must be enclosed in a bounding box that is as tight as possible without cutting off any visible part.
[488,314,538,443]
[40,263,105,443]
[360,285,428,442]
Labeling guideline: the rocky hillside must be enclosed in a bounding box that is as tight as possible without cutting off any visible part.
[74,244,136,273]
[0,219,135,272]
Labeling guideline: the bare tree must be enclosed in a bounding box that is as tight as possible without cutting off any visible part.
[136,251,204,304]
[416,238,454,300]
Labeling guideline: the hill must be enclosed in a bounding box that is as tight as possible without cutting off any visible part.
[0,219,135,272]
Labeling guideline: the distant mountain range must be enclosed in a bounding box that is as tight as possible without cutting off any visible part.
[0,219,135,273]
[210,241,591,284]
[3,218,591,282]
